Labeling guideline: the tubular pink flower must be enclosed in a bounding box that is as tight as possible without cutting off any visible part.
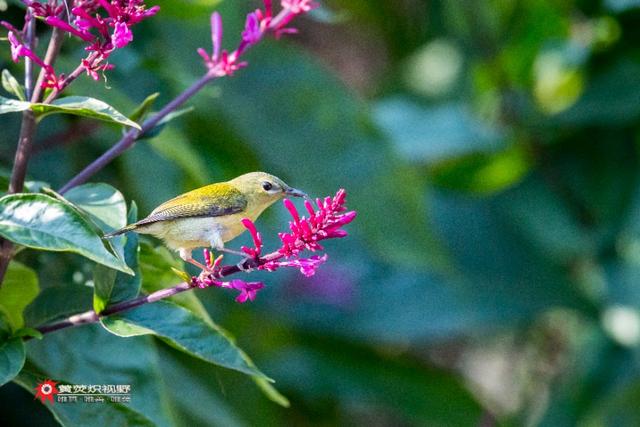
[241,218,262,258]
[230,280,265,303]
[241,12,262,45]
[5,0,159,89]
[199,0,313,74]
[211,11,223,63]
[278,189,356,257]
[190,190,355,303]
[7,31,48,69]
[264,0,273,19]
[263,254,328,277]
[191,275,265,303]
[26,0,64,18]
[45,16,94,41]
[112,21,133,48]
[281,0,319,14]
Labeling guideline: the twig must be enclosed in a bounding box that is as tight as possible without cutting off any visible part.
[58,71,216,194]
[32,257,264,337]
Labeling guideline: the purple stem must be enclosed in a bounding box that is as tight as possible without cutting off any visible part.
[23,15,35,100]
[32,257,267,338]
[43,63,86,104]
[58,71,217,194]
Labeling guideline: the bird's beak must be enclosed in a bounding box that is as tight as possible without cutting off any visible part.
[285,187,309,199]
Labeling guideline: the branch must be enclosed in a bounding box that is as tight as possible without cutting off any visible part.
[58,71,216,194]
[32,256,265,338]
[0,25,66,285]
[31,189,356,338]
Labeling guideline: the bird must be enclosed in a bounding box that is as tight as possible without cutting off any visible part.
[104,171,307,271]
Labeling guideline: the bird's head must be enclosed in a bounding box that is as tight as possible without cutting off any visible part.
[230,171,307,211]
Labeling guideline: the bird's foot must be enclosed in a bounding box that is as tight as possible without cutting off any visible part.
[216,247,248,258]
[236,258,255,272]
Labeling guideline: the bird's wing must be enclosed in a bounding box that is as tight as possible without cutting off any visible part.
[135,183,247,226]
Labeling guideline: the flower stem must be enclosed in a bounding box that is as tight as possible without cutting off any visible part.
[30,257,266,338]
[58,71,217,194]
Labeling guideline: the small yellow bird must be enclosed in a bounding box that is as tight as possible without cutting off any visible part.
[105,172,307,270]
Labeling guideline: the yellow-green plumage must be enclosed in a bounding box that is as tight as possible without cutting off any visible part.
[105,171,306,265]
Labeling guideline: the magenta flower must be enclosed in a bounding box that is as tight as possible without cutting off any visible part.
[230,280,265,303]
[112,22,133,48]
[241,218,263,259]
[281,0,318,14]
[278,189,356,257]
[3,0,159,90]
[198,0,318,75]
[7,31,25,63]
[241,12,262,45]
[5,29,60,89]
[191,274,265,303]
[189,189,355,304]
[25,0,64,17]
[263,254,328,277]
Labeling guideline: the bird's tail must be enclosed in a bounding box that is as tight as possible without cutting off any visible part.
[103,224,138,238]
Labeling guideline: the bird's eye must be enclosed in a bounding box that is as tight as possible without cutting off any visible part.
[262,182,273,191]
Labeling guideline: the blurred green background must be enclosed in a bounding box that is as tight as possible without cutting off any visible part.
[4,0,640,425]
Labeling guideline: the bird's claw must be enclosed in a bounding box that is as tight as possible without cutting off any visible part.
[236,258,255,272]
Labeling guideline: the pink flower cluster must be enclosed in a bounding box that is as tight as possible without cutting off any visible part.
[2,0,158,89]
[191,189,356,303]
[277,190,356,257]
[198,0,318,77]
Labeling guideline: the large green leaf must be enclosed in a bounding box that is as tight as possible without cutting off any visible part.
[138,242,289,406]
[30,96,141,129]
[0,261,39,328]
[1,69,26,101]
[24,286,93,328]
[0,311,25,386]
[0,338,25,387]
[0,95,29,114]
[14,361,155,427]
[101,300,270,379]
[128,92,160,123]
[94,204,141,313]
[155,343,247,427]
[0,193,132,275]
[64,183,128,232]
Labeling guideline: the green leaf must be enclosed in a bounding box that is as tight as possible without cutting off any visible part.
[139,242,207,317]
[2,69,26,101]
[94,203,141,313]
[14,362,155,427]
[101,300,270,379]
[0,311,25,386]
[0,95,30,114]
[0,261,39,328]
[139,106,194,140]
[24,286,93,327]
[30,96,141,129]
[64,183,128,232]
[129,92,160,123]
[12,327,43,340]
[155,343,248,427]
[138,242,289,406]
[93,266,117,314]
[0,193,133,275]
[0,337,25,386]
